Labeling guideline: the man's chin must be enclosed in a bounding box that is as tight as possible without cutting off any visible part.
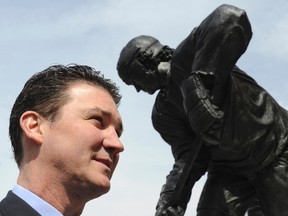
[90,181,111,198]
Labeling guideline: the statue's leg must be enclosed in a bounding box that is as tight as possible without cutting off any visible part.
[196,172,230,216]
[253,146,288,216]
[197,171,266,216]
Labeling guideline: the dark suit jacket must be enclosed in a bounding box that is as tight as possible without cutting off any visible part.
[0,191,40,216]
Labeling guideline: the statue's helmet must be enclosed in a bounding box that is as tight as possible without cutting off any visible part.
[117,35,165,84]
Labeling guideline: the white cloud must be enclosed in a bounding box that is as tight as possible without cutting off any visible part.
[257,15,288,59]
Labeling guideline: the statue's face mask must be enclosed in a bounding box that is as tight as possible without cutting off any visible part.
[127,54,161,94]
[117,36,173,94]
[128,45,173,94]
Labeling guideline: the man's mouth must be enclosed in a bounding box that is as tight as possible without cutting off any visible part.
[94,157,113,170]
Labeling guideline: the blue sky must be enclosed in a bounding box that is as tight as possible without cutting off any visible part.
[1,0,288,215]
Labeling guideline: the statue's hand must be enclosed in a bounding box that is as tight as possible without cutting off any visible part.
[156,205,185,216]
[155,192,171,216]
[180,74,224,136]
[201,115,223,145]
[166,206,185,216]
[155,192,185,216]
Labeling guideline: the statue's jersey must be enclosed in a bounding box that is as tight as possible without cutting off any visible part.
[152,67,288,176]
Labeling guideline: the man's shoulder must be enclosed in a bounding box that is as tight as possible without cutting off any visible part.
[0,191,11,206]
[0,191,13,215]
[0,191,40,216]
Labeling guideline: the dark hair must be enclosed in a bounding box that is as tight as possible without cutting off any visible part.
[9,64,121,167]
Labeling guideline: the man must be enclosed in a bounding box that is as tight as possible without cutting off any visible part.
[117,4,288,216]
[0,64,124,216]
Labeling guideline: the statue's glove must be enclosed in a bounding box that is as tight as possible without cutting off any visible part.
[155,206,185,216]
[155,161,190,216]
[180,73,224,141]
[155,192,185,216]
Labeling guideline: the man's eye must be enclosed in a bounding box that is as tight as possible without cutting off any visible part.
[91,116,104,126]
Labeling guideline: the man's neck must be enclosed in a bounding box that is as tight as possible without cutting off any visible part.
[17,169,85,216]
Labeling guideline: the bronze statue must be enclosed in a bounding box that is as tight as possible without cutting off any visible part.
[117,4,288,216]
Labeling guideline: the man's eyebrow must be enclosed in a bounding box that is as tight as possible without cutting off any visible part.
[88,107,123,136]
[88,107,110,117]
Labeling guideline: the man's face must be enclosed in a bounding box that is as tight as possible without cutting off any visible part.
[41,82,124,199]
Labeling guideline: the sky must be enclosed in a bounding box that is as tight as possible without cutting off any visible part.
[0,0,288,215]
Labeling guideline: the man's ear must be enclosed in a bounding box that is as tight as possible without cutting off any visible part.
[20,111,45,145]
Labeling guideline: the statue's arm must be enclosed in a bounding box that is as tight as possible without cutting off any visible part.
[155,149,209,216]
[180,4,252,139]
[152,97,209,215]
[191,4,252,79]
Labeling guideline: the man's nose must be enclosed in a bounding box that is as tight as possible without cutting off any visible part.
[103,129,124,155]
